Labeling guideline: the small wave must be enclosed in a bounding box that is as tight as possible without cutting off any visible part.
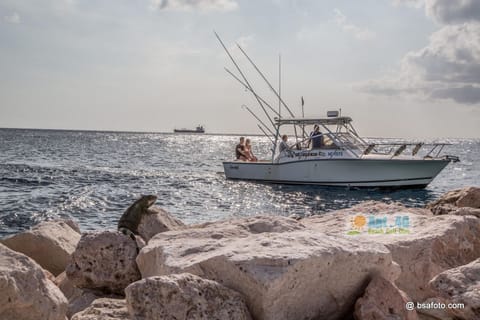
[0,177,53,186]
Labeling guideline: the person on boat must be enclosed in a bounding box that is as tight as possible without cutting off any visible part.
[279,134,290,153]
[245,138,258,162]
[308,125,324,149]
[236,137,248,161]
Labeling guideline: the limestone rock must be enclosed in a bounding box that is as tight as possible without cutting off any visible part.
[56,218,82,234]
[0,243,68,320]
[354,276,418,320]
[137,215,396,320]
[68,290,103,318]
[428,258,480,320]
[302,201,480,302]
[55,271,83,301]
[71,298,129,320]
[137,206,185,242]
[67,289,123,319]
[66,231,141,295]
[1,219,81,276]
[125,273,252,320]
[427,186,480,214]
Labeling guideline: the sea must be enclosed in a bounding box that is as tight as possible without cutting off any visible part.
[0,128,478,237]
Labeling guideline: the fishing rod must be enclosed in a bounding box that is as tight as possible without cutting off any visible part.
[236,43,300,147]
[241,105,276,137]
[214,31,276,129]
[236,43,296,118]
[257,124,275,145]
[224,67,280,117]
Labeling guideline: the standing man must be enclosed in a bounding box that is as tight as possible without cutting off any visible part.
[308,125,324,149]
[279,135,289,153]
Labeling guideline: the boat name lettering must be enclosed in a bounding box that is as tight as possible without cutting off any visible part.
[294,152,318,157]
[327,151,343,157]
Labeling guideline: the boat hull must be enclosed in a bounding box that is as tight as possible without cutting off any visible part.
[222,159,451,187]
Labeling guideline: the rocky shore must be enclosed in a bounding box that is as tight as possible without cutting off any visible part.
[1,186,480,320]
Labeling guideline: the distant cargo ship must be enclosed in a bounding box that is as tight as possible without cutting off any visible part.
[173,125,205,134]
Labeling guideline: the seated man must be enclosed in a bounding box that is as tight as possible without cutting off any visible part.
[308,125,324,149]
[235,137,248,161]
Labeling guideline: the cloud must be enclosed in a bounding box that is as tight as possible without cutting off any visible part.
[395,0,480,24]
[361,1,480,105]
[333,9,376,41]
[150,0,238,12]
[4,12,20,24]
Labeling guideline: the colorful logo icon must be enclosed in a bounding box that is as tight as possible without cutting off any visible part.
[346,213,411,235]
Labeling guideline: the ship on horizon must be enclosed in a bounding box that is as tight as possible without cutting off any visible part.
[173,125,205,134]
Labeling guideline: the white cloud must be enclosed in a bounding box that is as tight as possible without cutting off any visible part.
[333,9,375,41]
[150,0,238,12]
[4,12,20,24]
[362,1,480,105]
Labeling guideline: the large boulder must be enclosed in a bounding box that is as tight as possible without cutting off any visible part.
[427,186,480,215]
[125,273,252,320]
[137,216,397,320]
[0,243,67,320]
[1,219,81,276]
[66,231,141,295]
[302,201,480,302]
[71,298,129,320]
[137,206,185,242]
[354,275,418,320]
[428,258,480,320]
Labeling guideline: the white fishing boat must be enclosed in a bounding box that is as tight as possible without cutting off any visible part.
[223,113,458,187]
[215,32,459,188]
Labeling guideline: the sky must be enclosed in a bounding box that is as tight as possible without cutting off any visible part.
[0,0,479,138]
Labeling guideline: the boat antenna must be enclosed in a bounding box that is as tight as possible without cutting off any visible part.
[301,96,307,139]
[278,54,281,118]
[214,31,276,129]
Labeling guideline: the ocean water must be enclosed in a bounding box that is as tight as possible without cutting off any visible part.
[0,128,478,237]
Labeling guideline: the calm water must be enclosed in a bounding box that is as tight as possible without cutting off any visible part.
[0,128,479,237]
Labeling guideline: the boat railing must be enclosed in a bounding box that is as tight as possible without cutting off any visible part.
[361,142,455,159]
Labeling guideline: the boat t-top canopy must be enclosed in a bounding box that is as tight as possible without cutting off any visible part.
[275,116,353,126]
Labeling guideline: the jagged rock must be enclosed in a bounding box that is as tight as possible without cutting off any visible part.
[137,206,185,242]
[125,273,252,320]
[1,219,81,276]
[71,298,129,320]
[302,201,480,302]
[66,231,141,295]
[428,258,480,320]
[431,204,480,217]
[427,186,480,215]
[354,275,418,320]
[137,216,397,320]
[0,243,68,320]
